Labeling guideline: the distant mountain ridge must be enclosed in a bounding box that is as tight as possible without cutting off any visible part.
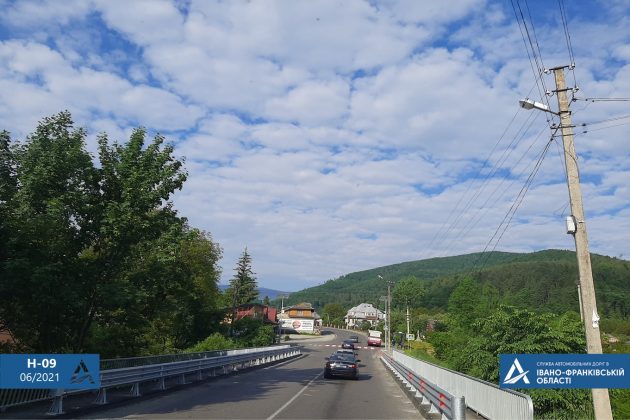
[283,250,630,319]
[219,284,290,301]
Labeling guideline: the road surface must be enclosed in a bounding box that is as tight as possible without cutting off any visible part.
[77,329,422,419]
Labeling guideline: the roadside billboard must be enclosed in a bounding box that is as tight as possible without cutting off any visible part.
[280,318,315,333]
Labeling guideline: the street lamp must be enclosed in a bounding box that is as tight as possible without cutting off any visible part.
[378,275,392,354]
[519,65,612,419]
[518,98,557,114]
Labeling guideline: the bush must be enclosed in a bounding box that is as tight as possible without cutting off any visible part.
[186,332,238,352]
[250,325,275,347]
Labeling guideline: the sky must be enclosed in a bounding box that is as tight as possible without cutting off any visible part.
[1,0,629,292]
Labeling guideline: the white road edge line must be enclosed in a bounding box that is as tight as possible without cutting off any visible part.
[266,371,322,420]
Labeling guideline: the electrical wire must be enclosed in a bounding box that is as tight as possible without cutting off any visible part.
[579,121,630,134]
[578,97,630,102]
[558,0,578,87]
[453,124,549,246]
[579,114,630,127]
[511,0,558,129]
[423,96,532,259]
[429,110,539,257]
[472,136,554,272]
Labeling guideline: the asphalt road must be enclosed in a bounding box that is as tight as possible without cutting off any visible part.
[77,329,423,419]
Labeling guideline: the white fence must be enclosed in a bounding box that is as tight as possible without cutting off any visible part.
[392,350,533,420]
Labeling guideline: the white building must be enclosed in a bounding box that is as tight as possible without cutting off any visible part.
[345,303,384,328]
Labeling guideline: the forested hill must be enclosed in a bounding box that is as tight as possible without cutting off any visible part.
[283,251,517,307]
[284,250,630,318]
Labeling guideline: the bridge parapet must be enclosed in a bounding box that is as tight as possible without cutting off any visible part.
[389,350,533,420]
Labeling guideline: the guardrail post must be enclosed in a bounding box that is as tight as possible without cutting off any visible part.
[130,382,141,397]
[452,396,466,420]
[94,388,108,405]
[157,377,166,390]
[46,389,64,416]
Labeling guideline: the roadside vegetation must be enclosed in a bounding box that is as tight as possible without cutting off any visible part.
[401,278,630,419]
[0,112,274,358]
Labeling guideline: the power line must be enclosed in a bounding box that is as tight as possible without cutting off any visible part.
[430,110,539,256]
[579,114,630,127]
[577,97,630,102]
[472,136,554,272]
[423,100,530,258]
[427,106,544,259]
[579,121,630,134]
[558,0,578,87]
[511,0,557,128]
[454,124,549,247]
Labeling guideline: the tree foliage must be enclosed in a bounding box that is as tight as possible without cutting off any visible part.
[225,247,258,308]
[392,276,426,309]
[0,112,223,357]
[321,303,346,325]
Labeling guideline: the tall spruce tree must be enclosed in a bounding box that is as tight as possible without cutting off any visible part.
[226,248,258,333]
[227,248,258,307]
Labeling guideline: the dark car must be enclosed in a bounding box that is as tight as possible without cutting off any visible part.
[348,335,360,343]
[324,353,360,380]
[335,349,355,357]
[341,340,355,350]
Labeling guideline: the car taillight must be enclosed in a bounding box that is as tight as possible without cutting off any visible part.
[350,364,356,368]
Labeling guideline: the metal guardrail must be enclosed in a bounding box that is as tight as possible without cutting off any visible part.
[381,352,465,419]
[392,350,534,420]
[100,350,229,370]
[0,389,53,412]
[0,345,300,416]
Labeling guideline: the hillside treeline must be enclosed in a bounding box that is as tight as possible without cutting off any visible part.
[0,112,228,357]
[286,250,630,325]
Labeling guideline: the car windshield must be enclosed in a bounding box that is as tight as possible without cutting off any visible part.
[330,354,355,363]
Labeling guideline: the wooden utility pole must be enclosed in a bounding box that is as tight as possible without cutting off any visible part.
[387,280,392,353]
[552,65,613,420]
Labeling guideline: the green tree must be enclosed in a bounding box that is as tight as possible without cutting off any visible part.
[0,112,224,357]
[226,248,258,333]
[447,277,485,328]
[226,248,258,306]
[0,131,17,334]
[321,303,346,325]
[0,112,100,352]
[431,305,590,417]
[79,126,189,354]
[392,276,426,309]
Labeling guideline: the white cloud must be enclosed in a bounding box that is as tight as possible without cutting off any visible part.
[263,79,350,126]
[1,0,629,291]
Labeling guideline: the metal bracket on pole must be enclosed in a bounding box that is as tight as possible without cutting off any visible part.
[592,310,600,328]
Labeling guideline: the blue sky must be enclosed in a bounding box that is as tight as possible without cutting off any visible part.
[1,0,629,291]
